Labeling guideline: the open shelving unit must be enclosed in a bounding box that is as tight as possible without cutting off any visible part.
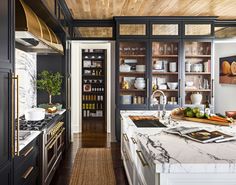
[81,49,106,119]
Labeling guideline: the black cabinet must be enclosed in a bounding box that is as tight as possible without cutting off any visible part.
[0,164,11,185]
[0,0,14,184]
[14,135,40,185]
[0,69,11,167]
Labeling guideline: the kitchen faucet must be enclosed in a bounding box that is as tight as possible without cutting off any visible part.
[150,90,167,119]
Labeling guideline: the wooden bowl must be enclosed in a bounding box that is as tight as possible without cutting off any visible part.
[226,111,236,119]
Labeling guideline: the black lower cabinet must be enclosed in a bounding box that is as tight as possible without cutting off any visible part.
[0,164,12,185]
[14,135,40,185]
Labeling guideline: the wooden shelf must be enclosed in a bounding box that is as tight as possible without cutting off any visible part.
[83,91,105,94]
[185,72,211,75]
[120,72,145,76]
[120,89,146,92]
[83,58,104,60]
[83,67,103,70]
[120,55,145,58]
[83,75,104,78]
[152,55,178,58]
[152,72,178,75]
[157,89,178,92]
[185,89,211,92]
[185,55,211,58]
[83,52,105,54]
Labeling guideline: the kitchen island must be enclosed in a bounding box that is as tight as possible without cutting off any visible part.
[120,111,236,185]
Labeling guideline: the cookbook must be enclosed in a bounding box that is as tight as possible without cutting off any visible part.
[165,126,235,143]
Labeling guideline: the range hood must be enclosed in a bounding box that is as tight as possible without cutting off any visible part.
[15,0,64,54]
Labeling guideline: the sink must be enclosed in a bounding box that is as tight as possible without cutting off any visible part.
[131,119,167,128]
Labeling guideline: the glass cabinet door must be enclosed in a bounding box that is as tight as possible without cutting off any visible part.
[151,40,180,109]
[184,41,212,107]
[118,41,148,108]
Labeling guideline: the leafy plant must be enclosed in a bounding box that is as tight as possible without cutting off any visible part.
[37,70,63,104]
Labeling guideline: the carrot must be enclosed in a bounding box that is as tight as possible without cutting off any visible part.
[209,116,228,122]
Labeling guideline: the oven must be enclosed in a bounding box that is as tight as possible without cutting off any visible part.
[42,121,65,185]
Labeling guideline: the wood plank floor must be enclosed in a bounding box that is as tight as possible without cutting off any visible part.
[50,133,128,185]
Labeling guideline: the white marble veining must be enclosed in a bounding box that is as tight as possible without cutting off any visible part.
[18,131,41,152]
[121,110,236,174]
[15,49,37,117]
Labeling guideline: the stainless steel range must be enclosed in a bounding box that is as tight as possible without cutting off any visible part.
[20,114,65,185]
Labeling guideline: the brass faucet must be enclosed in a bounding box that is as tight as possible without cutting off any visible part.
[150,90,167,119]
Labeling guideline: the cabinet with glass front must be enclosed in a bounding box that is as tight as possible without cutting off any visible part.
[183,40,213,107]
[151,40,180,109]
[118,41,148,108]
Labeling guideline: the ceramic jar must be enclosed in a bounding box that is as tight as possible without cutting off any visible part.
[134,78,146,89]
[190,92,202,105]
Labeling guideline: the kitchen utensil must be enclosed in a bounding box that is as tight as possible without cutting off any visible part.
[190,92,202,105]
[167,82,178,89]
[25,108,45,121]
[169,62,177,72]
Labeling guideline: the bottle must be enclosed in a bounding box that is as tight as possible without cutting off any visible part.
[204,96,210,115]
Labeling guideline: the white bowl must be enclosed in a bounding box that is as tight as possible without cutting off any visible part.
[136,65,146,72]
[25,108,45,121]
[167,82,178,90]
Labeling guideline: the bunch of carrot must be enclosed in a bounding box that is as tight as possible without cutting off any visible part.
[208,115,231,123]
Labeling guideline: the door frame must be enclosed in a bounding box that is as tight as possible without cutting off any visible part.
[71,41,111,134]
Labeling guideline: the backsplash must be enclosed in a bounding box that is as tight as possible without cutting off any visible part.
[15,49,37,116]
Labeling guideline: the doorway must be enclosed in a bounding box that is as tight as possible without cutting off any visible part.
[81,48,107,133]
[71,42,112,137]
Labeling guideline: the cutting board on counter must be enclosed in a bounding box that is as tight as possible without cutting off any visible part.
[171,108,232,126]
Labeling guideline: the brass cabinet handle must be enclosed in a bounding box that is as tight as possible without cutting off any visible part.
[123,133,129,142]
[136,150,149,167]
[22,166,34,179]
[22,146,34,157]
[11,74,19,157]
[131,137,137,144]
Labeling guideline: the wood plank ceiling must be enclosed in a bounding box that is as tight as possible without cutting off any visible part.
[65,0,236,20]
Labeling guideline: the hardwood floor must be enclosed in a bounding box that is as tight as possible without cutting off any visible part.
[50,133,128,185]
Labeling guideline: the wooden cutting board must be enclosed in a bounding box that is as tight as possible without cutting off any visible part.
[171,108,233,126]
[129,116,158,121]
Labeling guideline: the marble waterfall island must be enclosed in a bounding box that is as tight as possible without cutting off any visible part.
[120,111,236,185]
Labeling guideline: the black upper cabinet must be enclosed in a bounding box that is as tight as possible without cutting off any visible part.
[0,0,14,184]
[0,0,14,67]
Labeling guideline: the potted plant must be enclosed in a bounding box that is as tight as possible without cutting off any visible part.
[37,70,63,110]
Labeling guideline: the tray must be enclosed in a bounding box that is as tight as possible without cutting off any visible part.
[171,108,232,126]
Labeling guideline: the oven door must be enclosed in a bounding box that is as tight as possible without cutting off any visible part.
[57,128,65,155]
[45,135,58,179]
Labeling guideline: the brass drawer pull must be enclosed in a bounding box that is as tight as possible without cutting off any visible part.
[22,166,34,179]
[123,133,129,142]
[131,137,137,144]
[22,146,34,157]
[136,150,148,167]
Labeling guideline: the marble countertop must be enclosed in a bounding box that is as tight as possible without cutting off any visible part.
[121,110,236,174]
[18,131,41,152]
